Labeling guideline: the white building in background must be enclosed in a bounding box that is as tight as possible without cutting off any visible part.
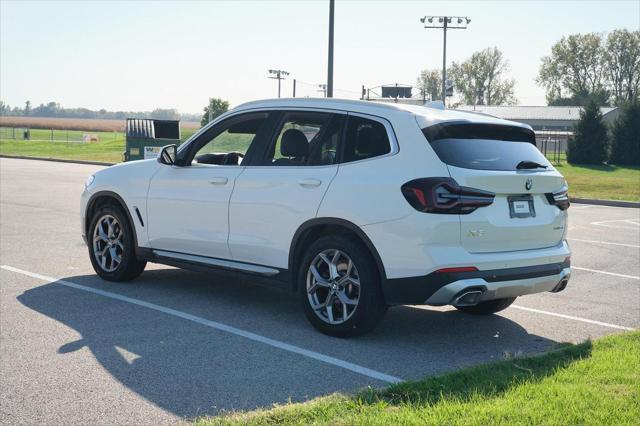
[456,105,620,131]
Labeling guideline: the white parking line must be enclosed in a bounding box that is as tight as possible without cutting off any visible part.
[591,219,640,230]
[567,238,640,248]
[572,266,639,280]
[511,305,634,331]
[1,265,403,384]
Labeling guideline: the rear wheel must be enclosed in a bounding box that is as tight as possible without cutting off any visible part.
[298,236,386,337]
[455,297,516,315]
[88,204,146,281]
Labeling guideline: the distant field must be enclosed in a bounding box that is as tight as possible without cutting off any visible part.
[0,126,200,163]
[0,116,200,132]
[2,127,637,202]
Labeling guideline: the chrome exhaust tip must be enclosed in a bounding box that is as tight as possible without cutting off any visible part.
[550,278,569,293]
[453,290,483,307]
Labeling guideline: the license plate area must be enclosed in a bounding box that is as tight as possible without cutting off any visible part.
[508,195,536,218]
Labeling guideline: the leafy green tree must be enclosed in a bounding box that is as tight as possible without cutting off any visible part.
[567,100,609,164]
[609,102,640,166]
[201,98,229,126]
[24,100,31,116]
[448,47,516,105]
[150,108,180,120]
[605,30,640,105]
[416,69,442,101]
[538,33,609,105]
[548,89,611,107]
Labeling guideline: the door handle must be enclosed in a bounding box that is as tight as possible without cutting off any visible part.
[209,177,228,185]
[298,178,322,188]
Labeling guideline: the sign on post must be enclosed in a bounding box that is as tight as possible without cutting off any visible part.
[445,79,454,97]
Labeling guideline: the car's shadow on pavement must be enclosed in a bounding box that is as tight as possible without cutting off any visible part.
[17,268,560,419]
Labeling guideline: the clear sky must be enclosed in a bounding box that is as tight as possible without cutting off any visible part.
[1,0,638,113]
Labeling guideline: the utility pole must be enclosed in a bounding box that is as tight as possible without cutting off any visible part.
[326,0,335,98]
[420,15,470,104]
[268,69,289,98]
[318,84,327,97]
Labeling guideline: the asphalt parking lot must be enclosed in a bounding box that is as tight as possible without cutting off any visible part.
[1,157,638,424]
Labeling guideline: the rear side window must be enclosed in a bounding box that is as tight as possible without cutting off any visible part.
[342,116,391,163]
[422,123,550,171]
[262,112,344,166]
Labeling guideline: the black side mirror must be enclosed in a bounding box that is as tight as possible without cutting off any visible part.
[158,144,178,165]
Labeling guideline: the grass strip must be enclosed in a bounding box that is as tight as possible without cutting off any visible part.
[197,330,639,425]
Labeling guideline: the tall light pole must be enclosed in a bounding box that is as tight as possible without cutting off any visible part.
[268,69,290,98]
[326,0,335,98]
[420,16,470,104]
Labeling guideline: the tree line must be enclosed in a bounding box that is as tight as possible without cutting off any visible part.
[417,29,639,107]
[568,100,638,166]
[0,100,201,122]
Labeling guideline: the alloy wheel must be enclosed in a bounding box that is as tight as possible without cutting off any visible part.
[306,249,360,325]
[92,214,124,272]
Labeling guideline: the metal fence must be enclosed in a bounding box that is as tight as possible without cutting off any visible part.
[0,127,122,143]
[535,130,571,163]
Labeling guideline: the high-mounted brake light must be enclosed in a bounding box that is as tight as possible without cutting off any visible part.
[401,177,495,214]
[545,185,570,210]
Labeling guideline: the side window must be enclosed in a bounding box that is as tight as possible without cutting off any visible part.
[190,113,269,166]
[342,115,391,163]
[263,112,344,166]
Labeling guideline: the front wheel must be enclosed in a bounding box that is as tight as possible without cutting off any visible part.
[298,236,386,337]
[88,204,146,281]
[455,297,516,315]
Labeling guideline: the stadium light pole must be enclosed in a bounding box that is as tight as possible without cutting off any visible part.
[327,0,335,98]
[420,16,470,104]
[268,69,290,98]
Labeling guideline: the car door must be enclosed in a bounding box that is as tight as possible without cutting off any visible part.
[146,111,275,259]
[228,110,345,268]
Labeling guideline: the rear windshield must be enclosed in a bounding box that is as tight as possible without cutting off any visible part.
[422,123,550,171]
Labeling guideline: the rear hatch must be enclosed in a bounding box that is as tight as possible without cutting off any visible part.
[421,119,567,253]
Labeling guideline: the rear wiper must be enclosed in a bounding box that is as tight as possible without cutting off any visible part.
[516,160,548,170]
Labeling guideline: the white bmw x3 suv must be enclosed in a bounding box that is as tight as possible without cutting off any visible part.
[81,98,571,336]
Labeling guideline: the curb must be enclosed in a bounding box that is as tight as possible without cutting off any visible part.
[0,154,115,167]
[570,198,640,209]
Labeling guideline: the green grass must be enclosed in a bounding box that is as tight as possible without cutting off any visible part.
[196,331,640,425]
[555,163,640,202]
[543,153,640,201]
[2,129,637,202]
[0,127,199,163]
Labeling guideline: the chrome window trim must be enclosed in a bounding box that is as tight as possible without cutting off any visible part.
[196,106,400,169]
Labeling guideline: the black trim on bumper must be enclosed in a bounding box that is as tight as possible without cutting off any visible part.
[382,260,570,305]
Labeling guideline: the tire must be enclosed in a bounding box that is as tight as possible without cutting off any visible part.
[298,235,386,337]
[88,204,146,282]
[455,297,516,315]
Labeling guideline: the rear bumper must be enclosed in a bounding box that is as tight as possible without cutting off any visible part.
[382,260,571,305]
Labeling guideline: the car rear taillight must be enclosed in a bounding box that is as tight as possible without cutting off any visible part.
[401,177,495,214]
[545,185,570,210]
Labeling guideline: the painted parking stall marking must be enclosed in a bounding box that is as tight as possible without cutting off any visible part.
[572,266,639,281]
[510,305,634,331]
[590,218,640,230]
[1,265,403,385]
[567,238,640,249]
